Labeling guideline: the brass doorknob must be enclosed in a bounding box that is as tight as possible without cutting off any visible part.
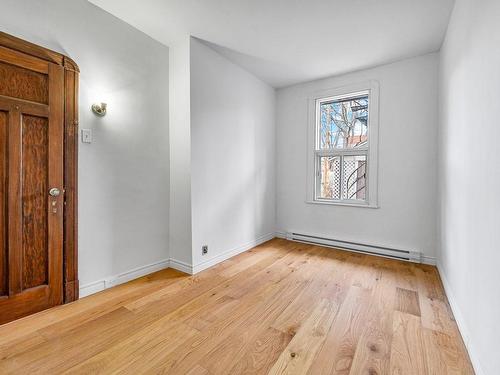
[49,188,61,197]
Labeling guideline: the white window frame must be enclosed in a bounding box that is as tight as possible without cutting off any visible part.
[306,80,379,208]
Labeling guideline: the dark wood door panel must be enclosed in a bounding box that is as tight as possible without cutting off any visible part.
[22,114,49,290]
[0,285,51,324]
[0,31,78,324]
[0,61,48,104]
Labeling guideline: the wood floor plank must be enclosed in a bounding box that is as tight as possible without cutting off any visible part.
[349,264,396,375]
[186,365,210,375]
[268,298,339,375]
[306,285,372,374]
[392,262,419,292]
[350,255,386,291]
[228,327,293,375]
[271,249,358,336]
[421,328,452,375]
[63,320,199,374]
[0,239,474,375]
[0,331,46,361]
[414,266,457,337]
[422,328,474,375]
[395,287,421,317]
[389,311,427,375]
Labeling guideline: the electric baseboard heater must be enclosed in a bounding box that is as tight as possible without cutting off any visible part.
[286,232,422,263]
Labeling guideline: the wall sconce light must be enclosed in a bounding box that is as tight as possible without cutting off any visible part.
[91,102,107,117]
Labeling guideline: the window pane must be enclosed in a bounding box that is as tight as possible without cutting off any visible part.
[319,156,341,199]
[343,155,367,200]
[319,95,369,149]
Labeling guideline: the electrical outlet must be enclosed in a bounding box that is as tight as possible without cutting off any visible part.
[202,245,208,255]
[81,129,92,143]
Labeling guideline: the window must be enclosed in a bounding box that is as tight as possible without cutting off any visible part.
[307,81,379,207]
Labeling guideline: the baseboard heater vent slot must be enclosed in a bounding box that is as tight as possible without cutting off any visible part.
[286,232,422,263]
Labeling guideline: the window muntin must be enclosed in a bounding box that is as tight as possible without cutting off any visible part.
[315,91,370,204]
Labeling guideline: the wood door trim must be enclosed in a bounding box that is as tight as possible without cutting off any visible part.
[0,31,80,304]
[0,45,49,74]
[0,32,79,73]
[63,68,79,303]
[0,32,63,68]
[0,96,49,117]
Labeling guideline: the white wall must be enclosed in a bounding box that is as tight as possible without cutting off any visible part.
[276,54,439,259]
[169,37,193,267]
[438,0,500,373]
[190,38,276,270]
[0,0,170,290]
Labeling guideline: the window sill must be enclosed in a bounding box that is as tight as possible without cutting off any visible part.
[306,199,379,209]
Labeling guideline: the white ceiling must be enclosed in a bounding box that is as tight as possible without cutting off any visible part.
[89,0,455,88]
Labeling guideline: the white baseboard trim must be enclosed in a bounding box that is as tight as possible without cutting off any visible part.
[79,258,170,298]
[191,232,276,274]
[169,258,193,275]
[421,255,437,266]
[275,231,287,239]
[79,280,106,298]
[437,262,485,375]
[106,259,170,288]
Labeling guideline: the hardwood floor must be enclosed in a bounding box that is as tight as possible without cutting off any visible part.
[0,239,474,374]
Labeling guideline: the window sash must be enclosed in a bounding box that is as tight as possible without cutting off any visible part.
[315,90,370,151]
[314,151,368,203]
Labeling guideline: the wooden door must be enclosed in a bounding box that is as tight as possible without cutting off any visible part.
[0,46,65,324]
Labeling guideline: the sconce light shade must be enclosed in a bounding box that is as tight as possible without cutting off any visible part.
[92,102,107,117]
